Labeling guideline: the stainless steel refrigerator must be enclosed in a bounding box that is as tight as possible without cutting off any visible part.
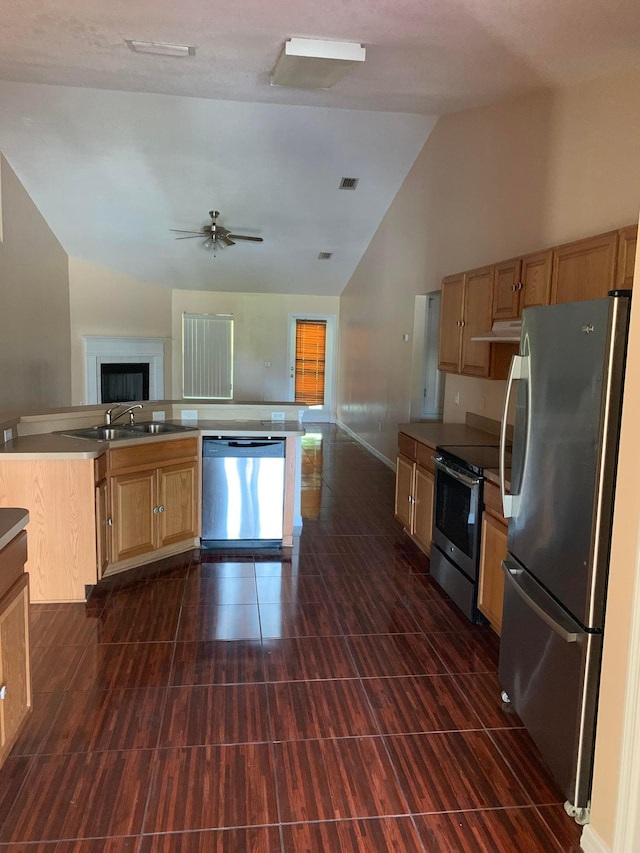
[498,291,631,825]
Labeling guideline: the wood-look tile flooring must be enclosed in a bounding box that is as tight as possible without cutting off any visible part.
[0,424,584,851]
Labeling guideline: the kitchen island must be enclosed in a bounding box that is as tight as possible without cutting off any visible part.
[0,403,305,602]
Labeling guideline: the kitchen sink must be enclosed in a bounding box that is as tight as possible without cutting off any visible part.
[57,426,144,441]
[126,422,196,435]
[57,422,196,441]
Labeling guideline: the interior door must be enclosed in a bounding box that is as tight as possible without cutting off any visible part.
[287,314,336,422]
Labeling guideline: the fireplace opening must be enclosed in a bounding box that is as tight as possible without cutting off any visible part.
[100,363,150,404]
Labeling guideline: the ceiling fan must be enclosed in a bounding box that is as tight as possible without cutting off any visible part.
[170,210,264,250]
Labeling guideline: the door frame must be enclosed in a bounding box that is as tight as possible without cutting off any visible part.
[287,313,337,422]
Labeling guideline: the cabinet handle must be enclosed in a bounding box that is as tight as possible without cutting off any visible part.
[153,506,159,514]
[516,281,523,291]
[159,505,165,513]
[0,684,7,700]
[107,518,113,527]
[459,320,465,327]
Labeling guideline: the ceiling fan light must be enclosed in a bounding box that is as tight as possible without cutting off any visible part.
[271,38,365,90]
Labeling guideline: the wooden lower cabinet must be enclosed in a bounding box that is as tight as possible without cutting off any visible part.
[478,509,508,635]
[105,438,200,572]
[394,453,415,532]
[0,531,31,767]
[394,433,435,557]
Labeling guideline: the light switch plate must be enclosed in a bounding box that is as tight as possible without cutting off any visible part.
[270,411,285,421]
[3,428,13,443]
[181,409,198,420]
[152,411,166,422]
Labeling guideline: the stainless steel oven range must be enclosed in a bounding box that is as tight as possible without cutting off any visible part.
[431,443,503,622]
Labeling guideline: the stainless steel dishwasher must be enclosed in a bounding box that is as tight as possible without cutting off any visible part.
[201,437,286,547]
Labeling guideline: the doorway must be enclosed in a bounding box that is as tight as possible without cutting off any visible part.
[422,292,444,419]
[287,314,336,422]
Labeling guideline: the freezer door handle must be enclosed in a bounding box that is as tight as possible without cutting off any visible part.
[500,353,529,517]
[502,563,579,643]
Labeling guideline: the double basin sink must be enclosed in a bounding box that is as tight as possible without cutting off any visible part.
[58,422,197,442]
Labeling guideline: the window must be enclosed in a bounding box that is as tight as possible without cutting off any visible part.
[182,313,233,399]
[294,319,326,405]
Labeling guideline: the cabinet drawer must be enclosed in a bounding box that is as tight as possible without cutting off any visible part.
[483,479,505,519]
[0,531,28,600]
[398,433,417,461]
[109,437,199,473]
[416,442,435,473]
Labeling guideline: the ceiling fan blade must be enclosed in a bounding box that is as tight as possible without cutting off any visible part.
[228,234,264,242]
[175,234,207,240]
[170,229,207,235]
[218,235,235,246]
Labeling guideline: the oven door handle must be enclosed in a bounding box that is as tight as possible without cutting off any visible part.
[432,456,481,487]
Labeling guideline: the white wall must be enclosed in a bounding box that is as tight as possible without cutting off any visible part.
[68,257,173,405]
[0,155,71,411]
[171,290,339,405]
[338,69,640,461]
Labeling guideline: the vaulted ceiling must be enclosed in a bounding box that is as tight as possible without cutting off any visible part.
[1,0,639,295]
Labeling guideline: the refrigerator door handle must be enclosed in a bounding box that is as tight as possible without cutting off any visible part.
[501,353,529,517]
[502,562,579,643]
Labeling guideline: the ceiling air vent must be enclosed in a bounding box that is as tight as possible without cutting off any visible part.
[339,177,359,190]
[318,252,333,260]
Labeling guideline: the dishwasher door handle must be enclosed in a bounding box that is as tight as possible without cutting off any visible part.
[227,440,279,448]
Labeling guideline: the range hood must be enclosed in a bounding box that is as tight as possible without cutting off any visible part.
[471,320,522,342]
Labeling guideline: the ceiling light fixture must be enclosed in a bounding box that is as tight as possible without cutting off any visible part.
[125,39,196,58]
[271,38,365,90]
[318,252,333,260]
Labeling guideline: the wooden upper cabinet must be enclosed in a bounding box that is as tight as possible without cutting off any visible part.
[460,266,493,377]
[616,224,637,289]
[520,249,552,311]
[438,273,464,373]
[492,259,522,320]
[551,231,618,304]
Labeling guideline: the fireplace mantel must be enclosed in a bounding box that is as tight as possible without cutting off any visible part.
[83,337,165,404]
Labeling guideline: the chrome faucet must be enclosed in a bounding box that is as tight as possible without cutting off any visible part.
[104,403,143,425]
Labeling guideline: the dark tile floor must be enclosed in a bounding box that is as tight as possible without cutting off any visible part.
[0,424,584,851]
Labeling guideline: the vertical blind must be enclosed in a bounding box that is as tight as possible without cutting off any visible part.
[182,313,234,399]
[294,319,326,405]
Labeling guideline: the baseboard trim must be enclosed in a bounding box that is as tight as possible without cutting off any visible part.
[335,421,395,470]
[580,825,611,853]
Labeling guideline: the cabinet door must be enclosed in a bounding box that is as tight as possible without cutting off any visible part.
[492,259,522,320]
[394,455,415,531]
[157,461,199,548]
[478,512,508,635]
[460,266,493,377]
[551,231,618,304]
[111,469,156,561]
[95,478,110,577]
[413,466,434,555]
[438,273,464,373]
[0,575,31,765]
[521,249,552,311]
[616,225,637,289]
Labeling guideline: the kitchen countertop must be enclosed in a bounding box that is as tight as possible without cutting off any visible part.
[0,420,305,459]
[0,508,29,551]
[397,421,502,448]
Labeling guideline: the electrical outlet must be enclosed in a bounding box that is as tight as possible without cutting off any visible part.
[270,411,285,421]
[454,392,460,406]
[152,411,166,422]
[264,361,272,368]
[181,409,198,420]
[3,428,13,443]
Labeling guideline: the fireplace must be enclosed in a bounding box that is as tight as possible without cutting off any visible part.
[101,362,150,404]
[83,337,165,405]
